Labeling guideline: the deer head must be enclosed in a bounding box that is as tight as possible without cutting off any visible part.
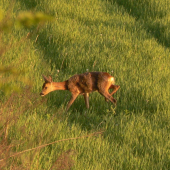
[40,75,53,96]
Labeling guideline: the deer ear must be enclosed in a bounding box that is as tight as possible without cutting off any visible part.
[42,75,52,83]
[48,75,53,82]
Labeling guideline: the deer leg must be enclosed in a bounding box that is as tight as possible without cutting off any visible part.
[66,93,79,111]
[109,85,120,96]
[100,91,117,105]
[83,93,89,109]
[105,85,120,102]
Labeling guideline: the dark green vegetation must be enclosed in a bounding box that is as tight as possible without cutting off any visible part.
[0,0,170,169]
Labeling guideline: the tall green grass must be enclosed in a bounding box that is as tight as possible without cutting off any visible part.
[111,0,170,47]
[0,0,170,169]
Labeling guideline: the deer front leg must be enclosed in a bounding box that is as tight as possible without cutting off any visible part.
[66,93,79,111]
[83,93,89,109]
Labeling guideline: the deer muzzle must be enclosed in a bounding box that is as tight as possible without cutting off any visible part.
[40,92,44,96]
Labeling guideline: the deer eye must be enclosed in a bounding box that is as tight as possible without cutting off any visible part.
[45,87,47,89]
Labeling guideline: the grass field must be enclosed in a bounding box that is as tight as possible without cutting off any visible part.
[0,0,170,169]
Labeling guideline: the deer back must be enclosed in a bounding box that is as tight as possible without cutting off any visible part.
[67,72,115,94]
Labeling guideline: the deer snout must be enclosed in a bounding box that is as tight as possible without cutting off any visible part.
[40,92,44,96]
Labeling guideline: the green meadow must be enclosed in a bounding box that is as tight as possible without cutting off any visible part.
[0,0,170,169]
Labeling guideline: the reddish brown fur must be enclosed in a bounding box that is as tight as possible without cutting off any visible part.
[40,72,120,111]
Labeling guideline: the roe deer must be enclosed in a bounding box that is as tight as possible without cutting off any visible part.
[40,72,120,111]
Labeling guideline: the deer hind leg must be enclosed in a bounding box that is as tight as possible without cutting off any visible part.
[109,85,120,96]
[83,93,89,109]
[105,85,120,102]
[100,90,117,105]
[66,93,79,111]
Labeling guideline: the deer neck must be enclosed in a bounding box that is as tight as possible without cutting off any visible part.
[52,81,68,91]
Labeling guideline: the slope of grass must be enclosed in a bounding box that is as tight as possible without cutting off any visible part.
[111,0,170,47]
[0,0,170,169]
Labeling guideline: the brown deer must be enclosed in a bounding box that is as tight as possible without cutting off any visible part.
[40,72,120,111]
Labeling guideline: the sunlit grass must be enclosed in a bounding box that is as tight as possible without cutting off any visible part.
[0,0,170,169]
